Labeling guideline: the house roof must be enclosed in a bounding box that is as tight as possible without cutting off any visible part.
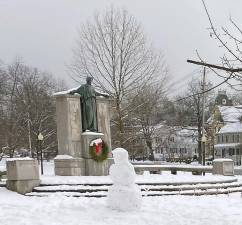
[218,105,242,123]
[218,122,242,134]
[208,105,242,134]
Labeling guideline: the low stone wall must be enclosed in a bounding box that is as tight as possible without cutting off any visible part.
[134,164,213,175]
[134,159,236,176]
[234,168,242,175]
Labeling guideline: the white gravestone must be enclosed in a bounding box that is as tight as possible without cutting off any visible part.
[107,148,142,211]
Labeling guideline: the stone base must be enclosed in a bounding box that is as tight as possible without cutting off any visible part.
[54,157,113,176]
[6,179,40,194]
[212,159,234,176]
[54,158,85,176]
[81,132,104,158]
[85,158,113,176]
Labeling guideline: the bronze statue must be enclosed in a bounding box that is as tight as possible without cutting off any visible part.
[69,76,108,132]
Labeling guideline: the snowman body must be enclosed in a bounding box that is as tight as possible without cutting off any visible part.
[107,148,142,211]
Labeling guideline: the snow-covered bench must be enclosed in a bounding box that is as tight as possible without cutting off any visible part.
[134,165,212,175]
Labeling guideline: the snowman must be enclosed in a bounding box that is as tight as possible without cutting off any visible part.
[107,148,142,211]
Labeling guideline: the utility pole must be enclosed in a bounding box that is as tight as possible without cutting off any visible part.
[201,67,206,172]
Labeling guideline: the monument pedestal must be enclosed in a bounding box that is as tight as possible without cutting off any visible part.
[81,132,112,176]
[81,132,104,158]
[85,158,114,176]
[54,158,85,176]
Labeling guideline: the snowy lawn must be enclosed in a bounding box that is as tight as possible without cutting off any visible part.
[0,187,242,225]
[1,159,242,225]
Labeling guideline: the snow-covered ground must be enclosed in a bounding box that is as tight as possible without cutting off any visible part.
[40,172,238,185]
[0,187,242,225]
[1,159,242,224]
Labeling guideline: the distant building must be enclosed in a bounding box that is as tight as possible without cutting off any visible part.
[206,92,242,165]
[206,91,233,158]
[153,126,198,161]
[213,106,242,165]
[215,90,233,106]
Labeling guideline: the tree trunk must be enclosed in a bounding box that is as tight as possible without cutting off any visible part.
[146,139,154,161]
[116,100,124,147]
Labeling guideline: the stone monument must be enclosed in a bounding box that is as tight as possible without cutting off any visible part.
[54,77,112,176]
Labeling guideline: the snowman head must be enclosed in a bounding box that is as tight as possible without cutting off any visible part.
[112,148,129,164]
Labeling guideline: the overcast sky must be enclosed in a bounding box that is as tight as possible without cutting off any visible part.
[0,0,241,95]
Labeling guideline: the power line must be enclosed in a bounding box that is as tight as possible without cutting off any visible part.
[168,75,236,104]
[175,73,233,102]
[167,69,200,95]
[173,58,242,102]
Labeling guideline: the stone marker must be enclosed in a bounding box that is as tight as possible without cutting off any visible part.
[6,158,40,194]
[212,158,234,176]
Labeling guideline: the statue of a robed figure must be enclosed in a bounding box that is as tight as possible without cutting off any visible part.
[54,76,112,176]
[69,76,109,132]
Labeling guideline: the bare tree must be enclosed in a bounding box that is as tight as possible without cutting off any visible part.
[0,59,63,158]
[175,78,214,163]
[0,62,8,151]
[199,0,242,90]
[125,82,167,160]
[70,7,166,146]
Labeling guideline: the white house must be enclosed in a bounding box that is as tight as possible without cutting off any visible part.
[213,105,242,165]
[153,126,198,161]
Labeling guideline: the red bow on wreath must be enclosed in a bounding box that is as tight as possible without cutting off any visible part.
[95,142,102,154]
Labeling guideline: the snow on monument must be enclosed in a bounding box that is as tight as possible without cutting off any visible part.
[107,148,142,211]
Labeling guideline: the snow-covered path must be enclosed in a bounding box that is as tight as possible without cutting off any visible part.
[1,187,242,225]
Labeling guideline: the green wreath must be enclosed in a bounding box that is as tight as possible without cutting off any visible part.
[89,139,109,162]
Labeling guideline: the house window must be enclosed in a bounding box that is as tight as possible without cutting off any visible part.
[237,135,240,142]
[232,134,235,143]
[229,148,234,156]
[217,136,220,143]
[222,135,224,143]
[226,136,229,143]
[236,149,240,155]
[222,149,225,157]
